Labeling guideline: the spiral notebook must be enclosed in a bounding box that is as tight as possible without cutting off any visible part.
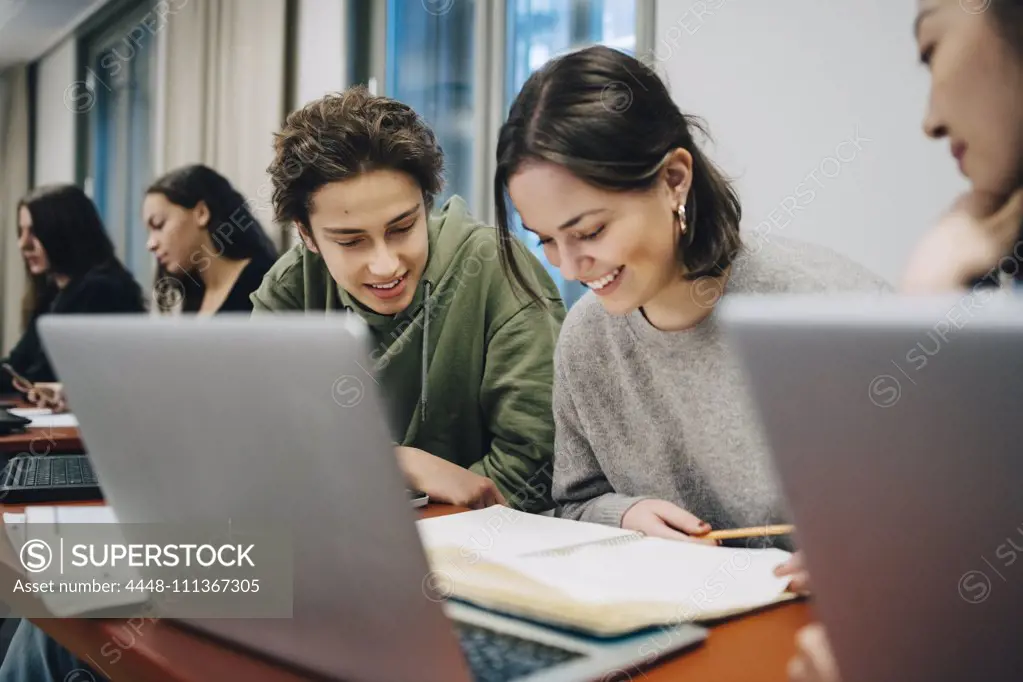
[417,507,796,636]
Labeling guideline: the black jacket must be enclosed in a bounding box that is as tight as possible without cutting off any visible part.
[1,261,145,393]
[216,254,275,314]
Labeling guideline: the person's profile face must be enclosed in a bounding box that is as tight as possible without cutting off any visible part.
[507,155,689,316]
[916,0,1023,195]
[302,169,429,316]
[142,192,209,275]
[17,206,50,276]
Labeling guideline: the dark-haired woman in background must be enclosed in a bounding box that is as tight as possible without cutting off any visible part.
[18,166,279,410]
[494,45,888,545]
[789,2,1023,681]
[144,164,279,315]
[0,184,144,396]
[0,168,279,682]
[900,0,1023,294]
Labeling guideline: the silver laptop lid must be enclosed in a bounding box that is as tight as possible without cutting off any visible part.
[720,293,1023,682]
[38,313,469,682]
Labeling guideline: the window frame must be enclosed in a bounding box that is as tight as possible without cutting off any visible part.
[349,0,653,225]
[75,0,160,283]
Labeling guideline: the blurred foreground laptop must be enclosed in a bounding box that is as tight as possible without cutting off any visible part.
[39,314,705,682]
[720,293,1023,682]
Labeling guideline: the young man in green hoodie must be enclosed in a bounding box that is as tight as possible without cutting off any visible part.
[251,86,564,512]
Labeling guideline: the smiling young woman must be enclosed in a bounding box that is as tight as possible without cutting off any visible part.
[494,45,888,544]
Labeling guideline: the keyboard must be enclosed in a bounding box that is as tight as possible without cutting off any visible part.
[0,455,103,504]
[455,621,582,682]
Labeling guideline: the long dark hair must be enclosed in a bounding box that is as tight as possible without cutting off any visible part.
[146,165,278,313]
[494,45,742,304]
[991,1,1023,55]
[17,184,123,327]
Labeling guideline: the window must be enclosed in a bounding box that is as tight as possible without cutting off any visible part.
[385,0,476,208]
[504,0,639,308]
[506,0,637,105]
[82,3,158,282]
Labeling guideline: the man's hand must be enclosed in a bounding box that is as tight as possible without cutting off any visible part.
[396,446,507,509]
[902,189,1023,293]
[621,499,717,544]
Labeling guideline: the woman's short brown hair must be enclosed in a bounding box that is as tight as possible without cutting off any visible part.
[268,86,445,231]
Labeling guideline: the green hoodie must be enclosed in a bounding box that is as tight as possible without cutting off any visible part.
[251,196,564,512]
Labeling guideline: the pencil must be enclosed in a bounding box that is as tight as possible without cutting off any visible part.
[700,524,795,541]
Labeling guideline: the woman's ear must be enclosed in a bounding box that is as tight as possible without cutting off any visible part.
[194,201,211,230]
[662,147,694,206]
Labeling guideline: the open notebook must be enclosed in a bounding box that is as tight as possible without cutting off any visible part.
[417,507,797,637]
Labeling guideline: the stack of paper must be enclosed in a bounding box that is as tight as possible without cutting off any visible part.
[7,408,79,429]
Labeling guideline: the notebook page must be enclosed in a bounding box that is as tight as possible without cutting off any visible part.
[24,505,118,525]
[8,409,79,429]
[493,537,792,613]
[416,507,637,559]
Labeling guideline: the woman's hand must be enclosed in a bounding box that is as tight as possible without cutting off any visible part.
[788,623,842,682]
[902,189,1023,293]
[774,550,811,594]
[396,446,507,509]
[26,383,67,413]
[621,499,717,544]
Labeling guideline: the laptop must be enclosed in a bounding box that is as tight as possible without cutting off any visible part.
[38,313,706,682]
[719,292,1023,682]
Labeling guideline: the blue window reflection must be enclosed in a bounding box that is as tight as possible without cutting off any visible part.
[88,29,155,279]
[505,0,637,308]
[386,0,476,208]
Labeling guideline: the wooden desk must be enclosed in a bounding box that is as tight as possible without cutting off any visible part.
[1,504,811,681]
[0,426,84,457]
[0,398,84,456]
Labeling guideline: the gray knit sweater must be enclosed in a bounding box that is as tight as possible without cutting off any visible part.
[552,236,890,534]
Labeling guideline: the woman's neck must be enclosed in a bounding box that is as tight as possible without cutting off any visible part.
[52,273,71,290]
[199,254,246,292]
[640,267,731,332]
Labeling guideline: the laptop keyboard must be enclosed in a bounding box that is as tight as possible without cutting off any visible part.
[456,621,583,682]
[4,455,97,487]
[0,455,102,503]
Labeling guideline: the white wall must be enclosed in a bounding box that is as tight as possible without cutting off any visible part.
[32,37,77,186]
[652,0,967,283]
[293,0,347,108]
[0,66,31,355]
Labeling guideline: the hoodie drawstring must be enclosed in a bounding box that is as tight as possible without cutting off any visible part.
[420,280,431,424]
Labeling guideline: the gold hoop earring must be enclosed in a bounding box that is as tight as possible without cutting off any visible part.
[677,204,688,236]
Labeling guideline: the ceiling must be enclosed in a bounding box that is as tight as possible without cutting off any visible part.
[0,0,111,70]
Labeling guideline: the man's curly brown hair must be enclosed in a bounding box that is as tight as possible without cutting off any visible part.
[267,86,445,232]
